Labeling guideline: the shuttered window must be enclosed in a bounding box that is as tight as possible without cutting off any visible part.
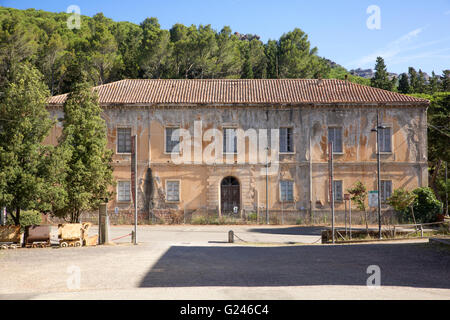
[223,128,237,153]
[117,181,131,202]
[328,127,343,153]
[280,181,294,202]
[378,127,392,153]
[333,180,343,201]
[381,180,392,202]
[280,127,294,153]
[117,128,131,153]
[166,181,180,202]
[165,127,180,153]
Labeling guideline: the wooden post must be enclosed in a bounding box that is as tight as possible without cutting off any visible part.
[228,230,234,243]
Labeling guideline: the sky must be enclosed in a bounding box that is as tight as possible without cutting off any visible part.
[1,0,450,75]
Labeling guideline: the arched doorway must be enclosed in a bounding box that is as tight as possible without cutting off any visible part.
[221,176,240,215]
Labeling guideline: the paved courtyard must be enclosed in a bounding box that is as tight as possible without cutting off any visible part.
[0,225,449,300]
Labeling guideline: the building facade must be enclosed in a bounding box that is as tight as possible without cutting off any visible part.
[47,79,429,224]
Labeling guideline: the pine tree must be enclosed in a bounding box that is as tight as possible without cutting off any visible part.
[441,70,450,92]
[408,67,419,92]
[416,69,427,93]
[427,71,439,94]
[370,57,393,91]
[398,73,410,94]
[57,83,114,222]
[241,47,254,79]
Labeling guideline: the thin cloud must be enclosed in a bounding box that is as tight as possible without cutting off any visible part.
[445,10,450,15]
[390,47,450,65]
[347,28,424,68]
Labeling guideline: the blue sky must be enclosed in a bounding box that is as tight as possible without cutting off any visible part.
[2,0,449,75]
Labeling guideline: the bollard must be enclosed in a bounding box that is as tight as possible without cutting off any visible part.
[131,230,136,244]
[98,203,109,244]
[228,230,234,243]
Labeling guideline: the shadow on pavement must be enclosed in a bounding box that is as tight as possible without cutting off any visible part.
[248,226,324,236]
[140,243,450,289]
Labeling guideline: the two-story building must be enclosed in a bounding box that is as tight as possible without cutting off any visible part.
[47,79,429,224]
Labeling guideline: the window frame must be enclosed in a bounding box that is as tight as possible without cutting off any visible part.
[223,127,238,154]
[378,126,393,154]
[279,127,294,154]
[116,127,132,154]
[165,179,181,203]
[328,126,344,154]
[279,180,294,202]
[333,180,344,202]
[117,180,131,203]
[380,180,393,203]
[164,126,181,154]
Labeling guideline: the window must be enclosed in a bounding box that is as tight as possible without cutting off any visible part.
[328,127,343,153]
[117,181,131,202]
[165,127,180,153]
[280,127,294,153]
[378,127,392,153]
[166,181,180,202]
[223,128,237,153]
[381,180,392,202]
[280,181,294,202]
[333,180,343,202]
[117,128,131,153]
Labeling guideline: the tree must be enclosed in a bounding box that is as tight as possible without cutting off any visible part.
[0,13,37,87]
[410,92,450,204]
[39,33,66,95]
[214,26,241,78]
[265,40,278,79]
[277,28,326,78]
[398,73,410,94]
[441,70,450,92]
[409,187,442,223]
[415,69,427,93]
[427,71,439,94]
[87,13,121,85]
[0,63,58,225]
[347,181,369,233]
[241,47,253,79]
[408,67,419,92]
[57,83,114,222]
[139,17,171,79]
[370,57,393,91]
[387,188,417,224]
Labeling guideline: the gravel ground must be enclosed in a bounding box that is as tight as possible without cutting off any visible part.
[0,225,449,300]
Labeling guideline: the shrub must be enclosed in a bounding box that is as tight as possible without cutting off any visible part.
[403,187,442,223]
[7,210,42,231]
[247,212,258,222]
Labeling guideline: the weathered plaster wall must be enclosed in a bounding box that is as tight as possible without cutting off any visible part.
[45,104,428,223]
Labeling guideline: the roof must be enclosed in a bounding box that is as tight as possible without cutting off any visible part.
[48,79,429,106]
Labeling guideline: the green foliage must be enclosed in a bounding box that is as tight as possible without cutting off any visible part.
[0,7,366,91]
[370,57,393,91]
[56,83,114,222]
[410,92,450,210]
[7,210,42,231]
[387,188,416,212]
[347,181,367,212]
[0,63,65,225]
[408,187,442,223]
[398,73,410,94]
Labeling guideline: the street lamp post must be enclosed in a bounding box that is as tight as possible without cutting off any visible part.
[371,112,385,240]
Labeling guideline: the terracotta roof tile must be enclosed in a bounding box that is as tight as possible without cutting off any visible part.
[48,79,429,106]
